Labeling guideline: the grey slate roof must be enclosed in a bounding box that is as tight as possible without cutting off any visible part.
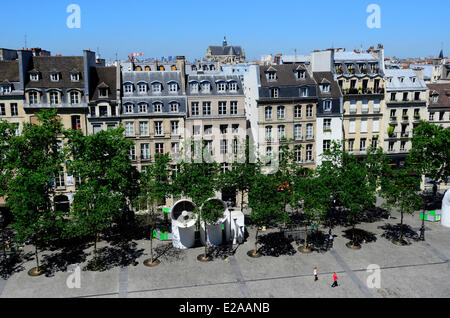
[385,69,427,91]
[25,56,85,89]
[122,71,183,97]
[208,45,244,56]
[0,61,20,82]
[89,66,117,101]
[187,74,244,96]
[259,64,316,87]
[427,83,450,109]
[312,72,342,99]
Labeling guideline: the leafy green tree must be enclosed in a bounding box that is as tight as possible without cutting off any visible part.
[199,199,225,260]
[64,127,138,269]
[7,109,65,274]
[409,121,450,184]
[0,121,15,198]
[380,162,423,244]
[139,153,171,265]
[248,173,286,257]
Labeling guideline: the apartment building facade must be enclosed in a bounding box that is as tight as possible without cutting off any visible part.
[333,48,386,156]
[427,83,450,129]
[384,69,428,165]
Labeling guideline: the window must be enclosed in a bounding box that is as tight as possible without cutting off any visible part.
[171,142,180,154]
[141,144,150,160]
[270,88,279,98]
[91,106,96,117]
[204,125,212,135]
[221,162,229,174]
[220,125,228,134]
[265,106,272,120]
[323,119,331,131]
[277,106,285,119]
[139,122,149,136]
[220,140,228,154]
[169,83,178,92]
[403,92,408,101]
[49,91,59,105]
[217,82,226,92]
[99,106,108,117]
[372,119,379,133]
[99,88,108,98]
[125,122,135,136]
[0,104,5,116]
[295,147,302,163]
[201,82,211,93]
[205,140,213,155]
[1,85,11,94]
[138,83,147,93]
[390,93,396,101]
[321,84,330,93]
[373,100,380,113]
[371,138,378,149]
[267,72,277,80]
[349,100,356,114]
[29,91,39,105]
[230,101,238,115]
[348,139,354,152]
[70,91,79,105]
[432,95,438,103]
[414,92,420,101]
[306,105,313,117]
[232,124,239,134]
[170,102,179,112]
[30,73,39,81]
[129,145,136,161]
[278,125,285,141]
[202,102,211,115]
[300,87,308,97]
[193,125,200,135]
[124,104,134,114]
[360,119,367,133]
[400,141,406,152]
[155,143,164,154]
[71,116,81,130]
[71,73,80,82]
[171,121,179,136]
[229,82,238,91]
[93,125,102,134]
[13,123,20,136]
[219,101,227,115]
[10,103,18,116]
[55,168,65,188]
[266,147,273,165]
[232,139,238,154]
[388,142,395,152]
[306,124,313,139]
[349,119,356,133]
[306,145,313,162]
[296,70,306,79]
[294,124,302,140]
[360,138,366,152]
[190,82,199,93]
[294,105,302,118]
[323,140,331,153]
[50,73,60,82]
[323,100,332,112]
[153,103,162,113]
[154,121,163,136]
[139,103,148,113]
[124,84,133,93]
[265,126,272,141]
[152,83,162,93]
[191,102,199,116]
[429,112,434,121]
[362,100,369,114]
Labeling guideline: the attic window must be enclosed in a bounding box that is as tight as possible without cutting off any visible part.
[411,77,416,83]
[320,84,330,93]
[71,73,80,82]
[267,71,277,80]
[1,85,11,94]
[399,77,404,83]
[99,88,108,98]
[30,73,39,81]
[50,73,60,82]
[296,70,306,79]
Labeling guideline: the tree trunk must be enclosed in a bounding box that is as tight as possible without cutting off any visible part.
[352,221,356,244]
[203,221,208,259]
[241,190,244,212]
[149,206,154,263]
[304,222,308,249]
[400,211,404,242]
[254,228,259,254]
[94,231,98,268]
[35,244,40,272]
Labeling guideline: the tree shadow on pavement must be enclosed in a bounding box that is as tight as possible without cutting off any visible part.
[378,223,419,245]
[41,243,91,277]
[153,243,186,263]
[208,244,239,260]
[257,232,297,257]
[342,228,377,245]
[0,251,32,279]
[83,241,145,271]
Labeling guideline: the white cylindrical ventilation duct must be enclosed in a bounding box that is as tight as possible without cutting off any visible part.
[171,199,198,249]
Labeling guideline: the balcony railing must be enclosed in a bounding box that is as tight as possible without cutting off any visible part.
[400,131,410,138]
[343,87,384,95]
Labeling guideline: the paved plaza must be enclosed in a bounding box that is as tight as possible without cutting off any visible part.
[0,204,449,298]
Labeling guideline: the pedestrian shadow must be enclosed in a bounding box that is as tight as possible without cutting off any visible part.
[257,232,297,257]
[378,223,419,245]
[83,241,145,271]
[342,228,377,245]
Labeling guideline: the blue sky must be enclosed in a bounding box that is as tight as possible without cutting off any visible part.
[0,0,448,62]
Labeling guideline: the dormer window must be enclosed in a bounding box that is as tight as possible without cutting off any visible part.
[152,82,162,93]
[267,72,277,80]
[191,65,197,71]
[50,73,60,82]
[170,102,179,112]
[138,103,148,113]
[399,77,404,83]
[124,103,134,113]
[432,95,439,103]
[1,85,11,94]
[190,82,199,93]
[323,100,332,112]
[217,82,226,92]
[296,70,306,79]
[320,84,330,93]
[30,73,39,81]
[411,77,416,83]
[138,83,148,93]
[300,87,308,97]
[124,83,133,93]
[270,88,279,98]
[168,82,178,92]
[153,103,163,113]
[201,82,211,93]
[229,81,238,91]
[99,88,108,98]
[71,73,80,82]
[49,91,60,105]
[388,77,393,83]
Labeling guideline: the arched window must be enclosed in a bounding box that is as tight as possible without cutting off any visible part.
[171,65,177,71]
[136,66,142,71]
[49,90,60,105]
[145,66,151,71]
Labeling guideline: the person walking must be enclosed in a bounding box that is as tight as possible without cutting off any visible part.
[313,267,318,282]
[328,229,334,249]
[331,272,338,287]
